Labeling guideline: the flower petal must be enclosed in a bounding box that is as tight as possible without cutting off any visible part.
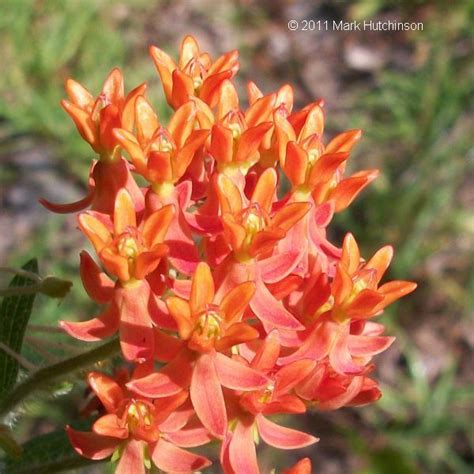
[87,371,124,413]
[229,419,259,474]
[60,301,119,341]
[79,251,114,304]
[190,262,215,314]
[128,349,193,397]
[220,281,255,323]
[347,335,395,357]
[190,353,227,439]
[93,414,128,439]
[256,415,318,449]
[250,277,304,330]
[215,353,269,390]
[116,440,145,474]
[152,438,211,472]
[164,427,213,448]
[66,426,118,460]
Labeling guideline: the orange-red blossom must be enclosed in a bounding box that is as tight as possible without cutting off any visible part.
[40,35,418,474]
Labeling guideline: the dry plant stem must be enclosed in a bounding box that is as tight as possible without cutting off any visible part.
[0,338,120,418]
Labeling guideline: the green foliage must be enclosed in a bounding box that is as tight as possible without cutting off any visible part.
[0,0,166,177]
[0,425,101,473]
[0,259,38,400]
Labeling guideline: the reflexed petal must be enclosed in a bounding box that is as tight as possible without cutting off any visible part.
[190,353,227,438]
[278,323,334,365]
[329,335,365,375]
[128,349,193,397]
[152,438,211,472]
[215,353,269,390]
[116,283,154,361]
[154,329,184,362]
[116,440,145,474]
[250,277,304,330]
[229,419,259,474]
[347,335,395,356]
[251,330,280,372]
[66,426,118,460]
[256,415,318,449]
[79,251,114,304]
[39,191,94,214]
[259,250,303,284]
[274,359,316,395]
[60,301,119,341]
[164,427,213,448]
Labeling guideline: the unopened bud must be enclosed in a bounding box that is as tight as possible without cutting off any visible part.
[39,276,73,298]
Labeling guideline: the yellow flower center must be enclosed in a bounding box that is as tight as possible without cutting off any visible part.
[195,309,222,341]
[118,236,139,259]
[243,204,267,235]
[127,401,153,430]
[308,148,320,165]
[258,383,275,404]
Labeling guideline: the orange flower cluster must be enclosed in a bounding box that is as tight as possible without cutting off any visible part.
[45,36,416,473]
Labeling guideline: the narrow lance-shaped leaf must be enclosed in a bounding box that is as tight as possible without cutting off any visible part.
[0,259,38,400]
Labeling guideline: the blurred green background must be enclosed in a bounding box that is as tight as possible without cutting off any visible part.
[0,0,472,473]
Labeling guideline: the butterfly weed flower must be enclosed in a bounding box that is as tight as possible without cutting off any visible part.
[34,35,417,473]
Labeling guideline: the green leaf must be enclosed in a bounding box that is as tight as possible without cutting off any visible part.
[0,426,104,473]
[0,259,38,400]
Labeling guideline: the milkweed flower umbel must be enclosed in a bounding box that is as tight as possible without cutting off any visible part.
[41,35,417,473]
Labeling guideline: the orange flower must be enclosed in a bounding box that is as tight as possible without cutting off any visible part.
[277,103,378,211]
[39,69,145,215]
[61,189,175,361]
[150,35,239,109]
[207,81,273,175]
[78,189,173,283]
[216,169,311,261]
[62,68,145,160]
[128,263,269,439]
[67,371,211,474]
[114,99,209,191]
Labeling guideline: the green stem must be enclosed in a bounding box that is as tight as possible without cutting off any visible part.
[0,285,41,298]
[0,338,120,418]
[0,267,42,283]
